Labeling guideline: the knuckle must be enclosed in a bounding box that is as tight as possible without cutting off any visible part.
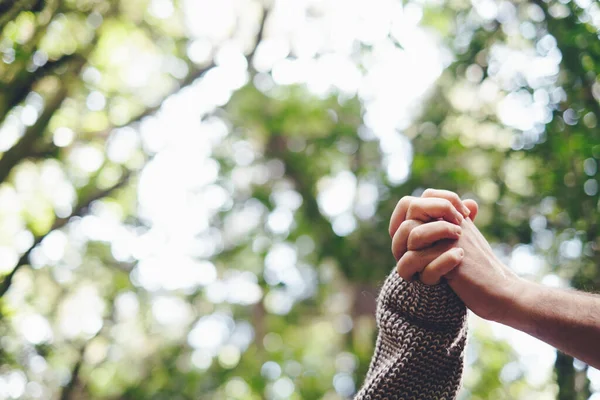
[407,229,422,248]
[390,197,413,235]
[441,198,453,211]
[407,200,418,215]
[396,260,408,279]
[393,220,407,241]
[396,253,414,279]
[399,219,413,232]
[448,249,462,263]
[403,250,418,265]
[399,220,415,238]
[401,251,416,266]
[444,190,458,200]
[399,196,412,208]
[443,222,457,234]
[391,240,401,260]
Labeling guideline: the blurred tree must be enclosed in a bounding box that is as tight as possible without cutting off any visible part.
[1,0,600,399]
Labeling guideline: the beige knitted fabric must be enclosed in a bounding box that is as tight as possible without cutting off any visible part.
[355,270,468,400]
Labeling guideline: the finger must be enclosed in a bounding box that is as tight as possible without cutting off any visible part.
[406,198,464,225]
[392,219,423,260]
[389,196,415,238]
[407,221,462,251]
[462,199,479,222]
[420,248,465,285]
[396,239,457,281]
[422,188,471,218]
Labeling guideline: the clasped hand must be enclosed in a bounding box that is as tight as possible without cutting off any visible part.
[389,189,521,323]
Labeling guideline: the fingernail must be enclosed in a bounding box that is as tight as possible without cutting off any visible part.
[455,248,464,257]
[454,226,462,235]
[463,206,471,216]
[457,213,464,224]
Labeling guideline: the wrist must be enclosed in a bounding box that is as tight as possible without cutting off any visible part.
[493,275,537,329]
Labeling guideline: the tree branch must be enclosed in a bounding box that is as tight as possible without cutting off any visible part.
[247,6,270,72]
[0,85,69,184]
[0,54,82,126]
[0,48,92,184]
[59,344,87,400]
[0,3,113,164]
[58,304,113,400]
[0,170,133,297]
[1,94,67,162]
[82,59,216,140]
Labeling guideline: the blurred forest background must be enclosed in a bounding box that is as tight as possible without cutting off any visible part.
[1,0,600,399]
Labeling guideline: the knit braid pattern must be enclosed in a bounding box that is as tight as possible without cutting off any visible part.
[355,270,468,400]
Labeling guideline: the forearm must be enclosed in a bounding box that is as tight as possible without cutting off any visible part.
[501,279,600,368]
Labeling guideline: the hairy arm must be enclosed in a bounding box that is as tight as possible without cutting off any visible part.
[500,279,600,368]
[443,216,600,369]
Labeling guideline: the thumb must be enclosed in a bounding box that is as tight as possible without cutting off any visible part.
[462,199,479,221]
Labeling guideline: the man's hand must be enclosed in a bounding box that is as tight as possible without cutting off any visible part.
[445,217,521,322]
[389,189,521,322]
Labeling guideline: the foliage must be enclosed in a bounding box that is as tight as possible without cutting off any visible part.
[0,0,600,399]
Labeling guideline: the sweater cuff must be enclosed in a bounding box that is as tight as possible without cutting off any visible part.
[377,271,467,331]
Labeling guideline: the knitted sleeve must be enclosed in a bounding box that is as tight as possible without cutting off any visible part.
[355,270,468,400]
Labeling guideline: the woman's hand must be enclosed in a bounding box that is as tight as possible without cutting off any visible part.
[390,189,472,285]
